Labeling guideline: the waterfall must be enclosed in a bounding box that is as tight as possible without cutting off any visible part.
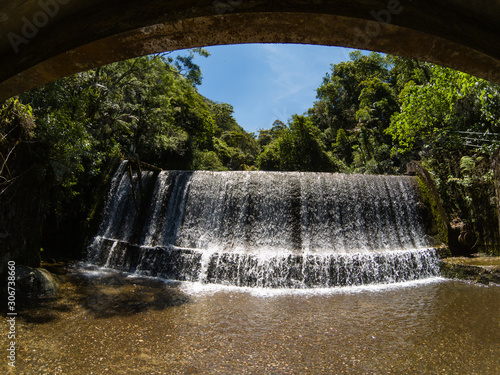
[87,161,440,288]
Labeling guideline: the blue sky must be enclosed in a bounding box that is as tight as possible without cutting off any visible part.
[173,44,356,134]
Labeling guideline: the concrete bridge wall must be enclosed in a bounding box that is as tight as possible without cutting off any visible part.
[0,0,499,101]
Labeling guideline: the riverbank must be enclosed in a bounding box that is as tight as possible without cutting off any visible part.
[8,266,500,375]
[440,256,500,285]
[10,253,499,310]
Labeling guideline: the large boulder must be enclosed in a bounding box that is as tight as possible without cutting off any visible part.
[16,266,60,300]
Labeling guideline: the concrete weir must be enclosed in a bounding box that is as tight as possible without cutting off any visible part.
[0,0,500,101]
[86,162,441,288]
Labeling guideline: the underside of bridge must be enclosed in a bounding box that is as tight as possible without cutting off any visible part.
[0,0,499,101]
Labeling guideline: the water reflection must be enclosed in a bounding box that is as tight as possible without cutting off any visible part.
[11,268,500,374]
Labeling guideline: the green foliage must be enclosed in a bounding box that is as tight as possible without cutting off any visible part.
[257,120,287,149]
[22,54,221,170]
[310,51,391,131]
[10,47,500,259]
[380,63,500,250]
[356,77,397,131]
[387,66,500,154]
[193,150,227,171]
[257,115,336,172]
[387,55,432,92]
[171,47,210,86]
[416,176,449,245]
[1,98,38,189]
[17,50,249,258]
[1,98,47,266]
[206,101,259,170]
[210,102,244,135]
[332,128,353,164]
[306,51,407,174]
[304,51,499,249]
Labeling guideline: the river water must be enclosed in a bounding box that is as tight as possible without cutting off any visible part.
[10,166,498,374]
[9,267,500,375]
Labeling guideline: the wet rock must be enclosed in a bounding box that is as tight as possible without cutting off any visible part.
[16,266,61,299]
[440,257,500,285]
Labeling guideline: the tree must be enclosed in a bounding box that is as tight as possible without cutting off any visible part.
[22,54,218,169]
[17,50,251,258]
[310,51,391,132]
[355,77,397,134]
[170,47,210,86]
[386,65,500,154]
[1,98,47,267]
[258,120,287,148]
[257,115,335,172]
[210,102,242,135]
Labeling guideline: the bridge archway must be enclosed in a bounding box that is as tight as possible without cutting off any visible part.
[0,0,499,101]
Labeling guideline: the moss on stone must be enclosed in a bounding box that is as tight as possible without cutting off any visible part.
[440,257,500,285]
[417,176,449,245]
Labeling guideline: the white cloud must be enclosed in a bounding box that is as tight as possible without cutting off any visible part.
[260,44,315,101]
[257,44,351,125]
[189,43,356,132]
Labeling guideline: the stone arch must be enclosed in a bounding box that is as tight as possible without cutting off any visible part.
[0,0,499,101]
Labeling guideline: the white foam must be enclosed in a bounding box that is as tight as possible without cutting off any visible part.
[179,276,446,298]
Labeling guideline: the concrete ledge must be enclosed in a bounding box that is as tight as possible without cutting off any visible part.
[440,257,500,285]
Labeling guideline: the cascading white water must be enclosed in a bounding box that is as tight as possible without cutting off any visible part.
[87,161,440,288]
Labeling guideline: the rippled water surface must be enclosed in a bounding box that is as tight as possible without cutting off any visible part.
[6,268,500,374]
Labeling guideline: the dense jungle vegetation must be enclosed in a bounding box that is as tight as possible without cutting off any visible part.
[1,49,500,264]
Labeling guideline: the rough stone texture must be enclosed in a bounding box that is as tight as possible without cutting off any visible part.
[0,0,499,101]
[435,246,452,259]
[407,161,450,246]
[16,266,61,300]
[440,257,500,285]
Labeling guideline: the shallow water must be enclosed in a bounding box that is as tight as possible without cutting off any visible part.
[5,268,500,374]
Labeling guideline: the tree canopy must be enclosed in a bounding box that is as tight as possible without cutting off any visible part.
[2,48,499,260]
